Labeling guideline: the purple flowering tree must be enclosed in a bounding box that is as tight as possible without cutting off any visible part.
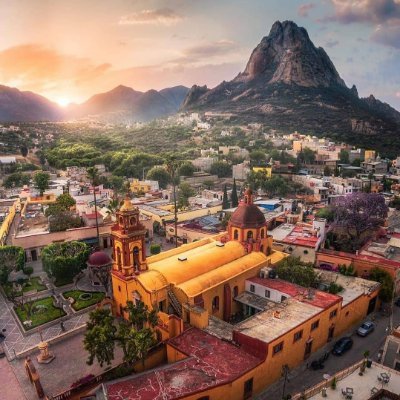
[331,192,388,251]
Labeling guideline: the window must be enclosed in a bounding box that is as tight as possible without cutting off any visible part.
[243,378,253,400]
[293,330,303,342]
[197,397,210,400]
[281,295,287,302]
[273,342,284,355]
[265,289,270,298]
[250,284,255,293]
[118,285,121,292]
[234,230,239,240]
[261,229,265,239]
[212,296,219,311]
[247,231,253,239]
[233,286,239,298]
[345,311,350,317]
[329,309,338,319]
[311,320,320,331]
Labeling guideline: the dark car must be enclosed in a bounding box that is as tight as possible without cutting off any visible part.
[357,321,375,337]
[332,337,353,356]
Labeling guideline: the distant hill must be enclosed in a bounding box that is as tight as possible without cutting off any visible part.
[183,20,400,157]
[0,85,62,122]
[65,85,189,122]
[0,84,189,123]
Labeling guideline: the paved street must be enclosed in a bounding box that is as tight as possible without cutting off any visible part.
[0,358,27,400]
[257,308,400,399]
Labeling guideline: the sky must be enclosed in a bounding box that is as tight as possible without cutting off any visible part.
[1,0,400,110]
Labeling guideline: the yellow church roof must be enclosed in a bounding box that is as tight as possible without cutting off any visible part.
[148,240,246,286]
[137,269,167,292]
[176,251,270,298]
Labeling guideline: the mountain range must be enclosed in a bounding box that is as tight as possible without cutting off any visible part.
[183,20,400,157]
[0,84,189,123]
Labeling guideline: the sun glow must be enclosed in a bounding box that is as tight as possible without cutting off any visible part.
[55,97,71,107]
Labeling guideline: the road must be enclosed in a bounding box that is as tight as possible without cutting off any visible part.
[256,308,400,399]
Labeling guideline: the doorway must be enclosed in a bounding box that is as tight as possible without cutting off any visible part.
[31,249,37,262]
[327,325,335,342]
[304,339,313,359]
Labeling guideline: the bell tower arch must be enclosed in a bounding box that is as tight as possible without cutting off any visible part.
[111,196,147,277]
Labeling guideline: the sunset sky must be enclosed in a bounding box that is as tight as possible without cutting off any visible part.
[1,0,400,109]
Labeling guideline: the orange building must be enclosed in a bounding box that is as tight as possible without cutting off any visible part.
[111,191,287,332]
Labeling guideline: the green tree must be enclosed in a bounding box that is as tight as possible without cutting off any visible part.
[202,180,215,190]
[87,167,100,246]
[108,175,125,195]
[23,266,34,281]
[250,150,267,166]
[20,146,28,157]
[275,257,317,287]
[369,268,394,303]
[146,166,171,190]
[41,241,89,286]
[0,246,25,285]
[56,193,76,210]
[339,149,350,164]
[210,161,232,178]
[178,182,195,209]
[297,147,316,165]
[351,158,361,167]
[34,171,50,196]
[315,207,334,222]
[84,301,158,367]
[222,185,230,209]
[323,166,332,176]
[231,178,239,207]
[178,162,195,177]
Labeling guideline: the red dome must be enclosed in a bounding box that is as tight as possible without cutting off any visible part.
[87,251,112,267]
[230,203,266,228]
[230,189,266,229]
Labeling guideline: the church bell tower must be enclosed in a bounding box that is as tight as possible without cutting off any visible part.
[111,196,147,277]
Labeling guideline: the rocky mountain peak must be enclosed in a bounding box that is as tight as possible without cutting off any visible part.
[236,20,346,88]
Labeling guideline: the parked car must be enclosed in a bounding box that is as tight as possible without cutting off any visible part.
[357,321,375,337]
[332,337,353,356]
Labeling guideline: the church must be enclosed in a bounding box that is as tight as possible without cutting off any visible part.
[110,189,287,331]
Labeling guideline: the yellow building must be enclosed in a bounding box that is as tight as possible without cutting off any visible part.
[111,190,287,327]
[130,179,153,195]
[252,166,272,178]
[364,150,376,161]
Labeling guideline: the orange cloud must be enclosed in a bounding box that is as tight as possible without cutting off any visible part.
[119,8,183,26]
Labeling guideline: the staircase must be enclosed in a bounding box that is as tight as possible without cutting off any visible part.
[167,288,182,317]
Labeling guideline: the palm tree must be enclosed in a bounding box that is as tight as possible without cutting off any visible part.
[166,156,182,248]
[87,167,100,246]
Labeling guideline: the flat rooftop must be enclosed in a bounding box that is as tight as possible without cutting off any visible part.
[248,277,341,309]
[235,298,321,344]
[104,328,261,400]
[301,362,400,400]
[316,270,380,306]
[270,223,320,248]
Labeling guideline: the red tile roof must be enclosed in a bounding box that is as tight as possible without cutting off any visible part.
[247,277,341,309]
[105,328,261,400]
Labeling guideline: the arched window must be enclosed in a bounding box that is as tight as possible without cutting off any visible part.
[247,231,253,239]
[234,229,239,240]
[133,246,140,272]
[260,245,264,253]
[119,216,124,226]
[261,229,265,239]
[212,296,219,311]
[116,247,122,269]
[233,286,239,298]
[130,217,136,226]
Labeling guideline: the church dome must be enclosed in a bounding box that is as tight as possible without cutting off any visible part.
[230,189,266,229]
[87,251,112,267]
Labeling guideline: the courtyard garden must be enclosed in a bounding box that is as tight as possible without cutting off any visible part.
[62,290,105,311]
[2,276,47,298]
[14,296,66,330]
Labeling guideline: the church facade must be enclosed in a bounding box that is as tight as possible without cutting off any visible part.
[111,191,287,331]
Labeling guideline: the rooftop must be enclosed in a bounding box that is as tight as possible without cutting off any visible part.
[296,362,400,400]
[235,297,321,343]
[248,277,341,309]
[104,328,261,400]
[316,270,380,306]
[270,223,320,248]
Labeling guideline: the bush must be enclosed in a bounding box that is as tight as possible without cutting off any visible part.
[104,364,134,380]
[328,282,343,294]
[23,266,34,278]
[150,244,161,255]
